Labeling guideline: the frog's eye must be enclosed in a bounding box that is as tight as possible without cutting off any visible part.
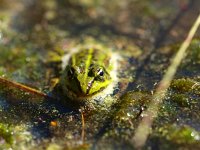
[88,66,106,80]
[94,67,106,81]
[97,68,104,76]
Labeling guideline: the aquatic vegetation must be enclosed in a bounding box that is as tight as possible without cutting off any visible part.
[0,123,13,147]
[149,125,200,149]
[171,78,200,96]
[0,123,32,149]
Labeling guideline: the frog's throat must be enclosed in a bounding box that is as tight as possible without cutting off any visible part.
[63,83,107,101]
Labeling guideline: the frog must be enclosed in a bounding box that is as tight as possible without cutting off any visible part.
[56,43,121,108]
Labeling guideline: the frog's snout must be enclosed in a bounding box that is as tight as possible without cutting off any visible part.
[79,78,94,95]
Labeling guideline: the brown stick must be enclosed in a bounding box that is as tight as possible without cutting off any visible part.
[0,77,47,97]
[132,14,200,149]
[80,108,85,143]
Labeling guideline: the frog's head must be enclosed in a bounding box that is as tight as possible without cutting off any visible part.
[62,64,112,97]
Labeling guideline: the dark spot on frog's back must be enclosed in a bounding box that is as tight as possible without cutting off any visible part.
[75,49,90,60]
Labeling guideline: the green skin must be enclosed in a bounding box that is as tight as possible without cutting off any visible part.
[60,48,113,99]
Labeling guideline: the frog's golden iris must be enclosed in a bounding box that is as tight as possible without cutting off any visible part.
[60,48,114,100]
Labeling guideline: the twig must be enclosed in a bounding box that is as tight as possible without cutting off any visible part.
[132,14,200,149]
[0,76,54,100]
[80,108,85,143]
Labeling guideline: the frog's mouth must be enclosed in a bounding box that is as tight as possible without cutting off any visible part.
[65,79,106,99]
[64,86,106,102]
[60,76,92,100]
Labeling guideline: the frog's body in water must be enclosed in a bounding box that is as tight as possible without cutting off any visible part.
[60,46,119,105]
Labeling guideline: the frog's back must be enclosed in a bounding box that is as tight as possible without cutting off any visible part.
[70,48,112,71]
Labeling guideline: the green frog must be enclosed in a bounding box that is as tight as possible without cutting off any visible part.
[59,44,119,107]
[53,39,140,109]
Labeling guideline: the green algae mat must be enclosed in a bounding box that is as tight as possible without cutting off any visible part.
[0,1,200,150]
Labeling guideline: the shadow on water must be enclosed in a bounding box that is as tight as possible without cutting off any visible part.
[0,93,80,140]
[126,0,196,92]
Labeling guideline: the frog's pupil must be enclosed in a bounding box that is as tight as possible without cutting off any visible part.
[97,69,104,76]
